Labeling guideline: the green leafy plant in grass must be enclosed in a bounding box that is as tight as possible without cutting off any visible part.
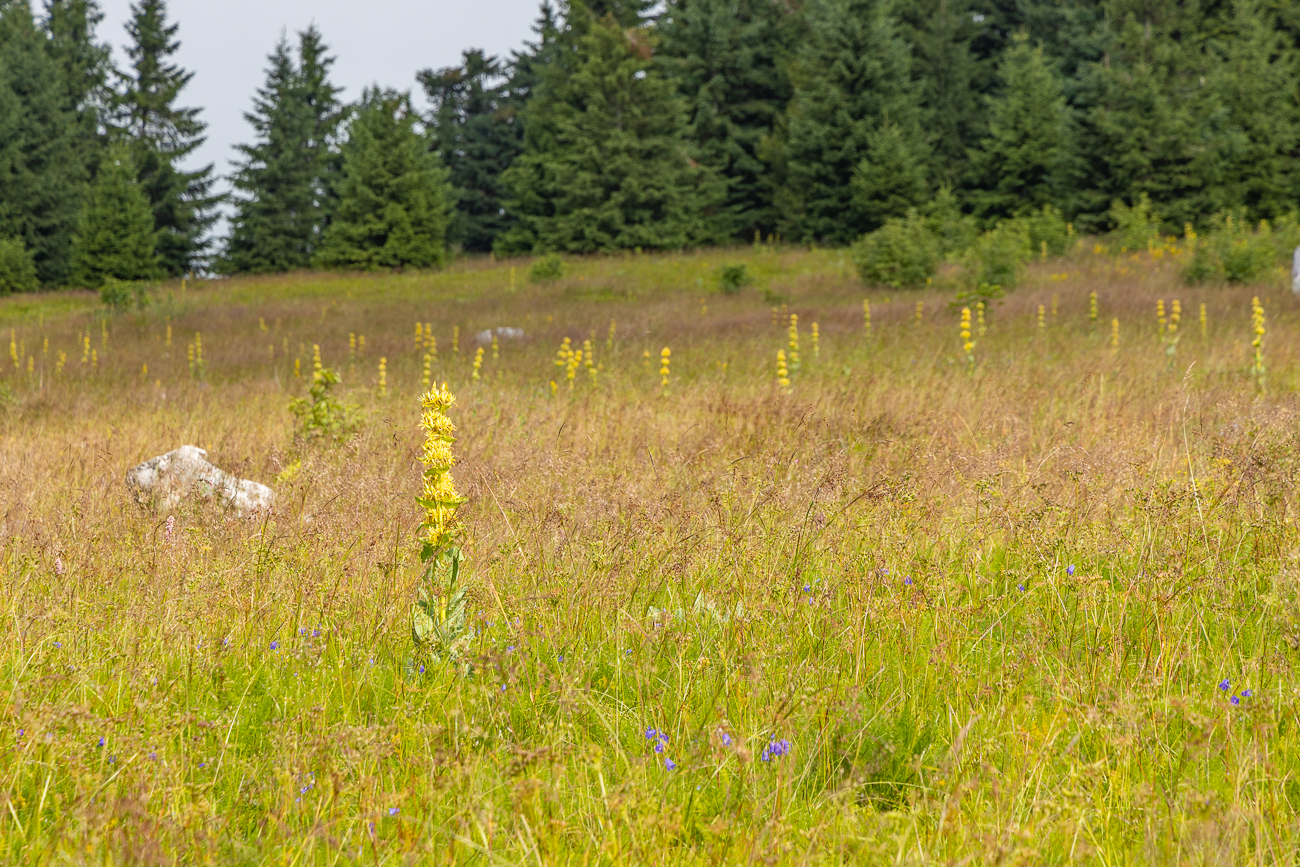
[0,237,38,294]
[1185,211,1299,285]
[288,365,359,444]
[529,253,565,282]
[1111,193,1162,252]
[716,263,752,295]
[410,383,471,663]
[852,211,941,289]
[99,277,154,311]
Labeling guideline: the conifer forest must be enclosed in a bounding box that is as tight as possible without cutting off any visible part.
[4,0,1300,863]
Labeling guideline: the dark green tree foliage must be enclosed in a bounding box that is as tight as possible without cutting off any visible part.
[0,1,86,285]
[657,0,798,240]
[45,1,112,179]
[117,0,217,276]
[71,144,159,286]
[967,33,1071,220]
[419,50,522,253]
[779,0,924,244]
[224,27,342,273]
[1193,1,1300,219]
[314,88,452,270]
[497,11,724,254]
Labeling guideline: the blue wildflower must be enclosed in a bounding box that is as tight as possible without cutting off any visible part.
[1219,678,1231,692]
[665,758,676,770]
[654,741,665,754]
[1017,584,1025,592]
[97,737,104,747]
[1067,564,1076,577]
[389,807,399,816]
[645,728,658,739]
[270,640,279,651]
[903,577,912,586]
[718,730,732,747]
[1230,695,1240,705]
[1242,689,1253,698]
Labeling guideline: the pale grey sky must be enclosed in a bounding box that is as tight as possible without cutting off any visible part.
[98,0,544,188]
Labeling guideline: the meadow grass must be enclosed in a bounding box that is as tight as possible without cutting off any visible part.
[2,245,1300,864]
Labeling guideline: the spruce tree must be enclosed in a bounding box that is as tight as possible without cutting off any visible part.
[44,0,112,182]
[224,27,342,273]
[0,1,85,285]
[71,144,160,286]
[778,0,924,244]
[419,49,522,253]
[498,11,724,254]
[850,123,931,227]
[117,0,217,276]
[1194,0,1300,220]
[657,0,799,241]
[314,88,452,270]
[967,33,1071,220]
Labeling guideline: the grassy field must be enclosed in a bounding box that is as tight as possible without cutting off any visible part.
[2,245,1300,864]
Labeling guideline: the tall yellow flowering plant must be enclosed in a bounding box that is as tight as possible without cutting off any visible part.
[411,383,470,661]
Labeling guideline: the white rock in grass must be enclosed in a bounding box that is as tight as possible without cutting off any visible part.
[475,327,525,345]
[126,445,274,514]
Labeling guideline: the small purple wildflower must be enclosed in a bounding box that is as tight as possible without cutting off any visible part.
[1017,584,1025,593]
[149,751,157,760]
[419,664,425,674]
[198,762,206,768]
[97,737,104,747]
[52,642,61,649]
[645,728,658,739]
[1067,564,1076,577]
[389,807,399,816]
[1219,678,1231,692]
[803,584,811,593]
[718,730,732,747]
[1242,689,1253,698]
[665,758,677,770]
[270,640,279,651]
[903,577,912,586]
[1230,695,1240,705]
[654,741,665,753]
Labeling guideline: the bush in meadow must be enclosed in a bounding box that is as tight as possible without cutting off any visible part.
[0,236,38,293]
[851,210,940,289]
[1184,210,1291,284]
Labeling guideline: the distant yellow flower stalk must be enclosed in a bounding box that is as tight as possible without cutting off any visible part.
[452,326,459,356]
[43,336,48,355]
[26,356,33,374]
[960,307,974,368]
[787,313,800,370]
[606,320,616,350]
[428,335,437,361]
[1037,305,1045,332]
[777,348,789,392]
[1169,300,1180,336]
[349,333,357,361]
[472,347,484,380]
[378,357,387,397]
[424,323,433,350]
[82,333,89,364]
[1111,318,1119,348]
[165,321,172,348]
[422,353,432,388]
[141,363,148,378]
[1051,293,1058,318]
[582,339,594,374]
[56,351,66,374]
[8,330,15,370]
[91,349,97,370]
[492,333,500,361]
[976,301,986,337]
[259,317,267,332]
[1156,300,1166,335]
[358,334,365,356]
[549,380,557,396]
[659,347,671,389]
[1199,303,1207,338]
[1251,296,1265,389]
[914,301,924,326]
[194,333,203,377]
[414,322,422,348]
[566,348,580,389]
[771,307,779,328]
[294,357,301,377]
[311,343,321,380]
[555,337,571,370]
[101,319,107,349]
[416,383,463,549]
[642,349,651,369]
[862,299,871,335]
[1089,291,1098,326]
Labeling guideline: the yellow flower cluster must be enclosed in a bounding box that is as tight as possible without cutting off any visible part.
[960,307,974,366]
[418,383,462,547]
[811,322,819,359]
[1089,291,1098,325]
[659,347,671,388]
[787,314,799,370]
[1251,296,1265,387]
[1156,300,1166,335]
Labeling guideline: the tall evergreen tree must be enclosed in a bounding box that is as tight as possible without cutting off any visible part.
[419,50,522,253]
[1071,8,1206,229]
[71,144,160,286]
[314,88,452,270]
[967,33,1072,220]
[0,0,85,284]
[223,27,342,273]
[117,0,217,276]
[657,0,799,241]
[1193,0,1300,219]
[44,0,112,177]
[778,0,924,243]
[497,11,724,254]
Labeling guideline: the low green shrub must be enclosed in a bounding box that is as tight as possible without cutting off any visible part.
[0,237,38,294]
[965,221,1033,289]
[716,264,752,295]
[852,211,941,289]
[529,253,565,282]
[1111,193,1163,252]
[1184,211,1293,284]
